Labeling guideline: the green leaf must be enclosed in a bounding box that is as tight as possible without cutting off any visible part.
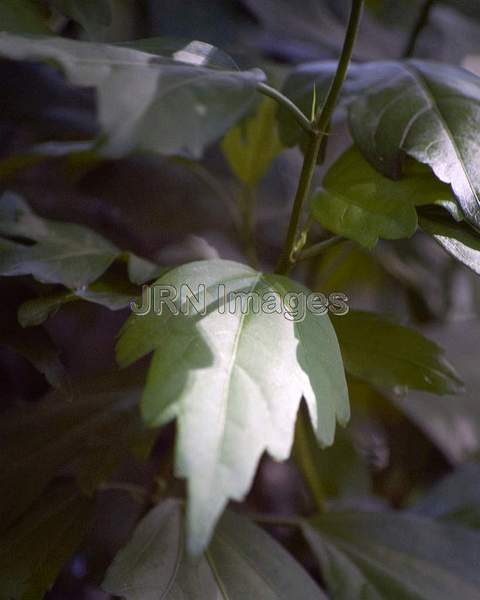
[348,61,480,230]
[52,0,112,34]
[419,208,480,275]
[412,463,480,527]
[222,97,283,187]
[0,193,117,288]
[0,193,160,290]
[0,368,154,529]
[0,0,50,34]
[302,510,480,600]
[333,311,463,395]
[117,259,348,554]
[0,313,70,393]
[311,147,453,248]
[294,412,371,501]
[281,60,480,229]
[0,482,94,600]
[0,33,264,159]
[390,389,480,464]
[103,499,327,599]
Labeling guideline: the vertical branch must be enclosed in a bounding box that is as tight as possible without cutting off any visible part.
[275,0,365,275]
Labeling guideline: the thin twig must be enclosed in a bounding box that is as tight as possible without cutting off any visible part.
[257,82,314,134]
[296,235,345,262]
[275,0,365,275]
[403,0,436,58]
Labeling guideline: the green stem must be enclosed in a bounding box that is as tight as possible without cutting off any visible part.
[403,0,436,58]
[294,410,326,511]
[276,0,364,275]
[276,134,323,274]
[238,185,259,269]
[257,82,314,134]
[296,235,345,263]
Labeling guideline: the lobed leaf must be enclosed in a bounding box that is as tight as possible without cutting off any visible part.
[0,193,160,290]
[103,499,327,599]
[311,147,453,248]
[117,259,348,553]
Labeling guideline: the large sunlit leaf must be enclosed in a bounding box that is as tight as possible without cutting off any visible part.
[302,510,480,599]
[103,499,327,599]
[0,368,154,530]
[311,147,453,248]
[117,259,349,554]
[0,193,160,289]
[333,311,463,395]
[0,482,94,600]
[0,33,264,159]
[419,207,480,275]
[281,60,480,230]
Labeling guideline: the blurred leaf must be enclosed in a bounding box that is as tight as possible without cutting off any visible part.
[311,147,453,248]
[117,259,348,554]
[333,311,463,395]
[52,0,112,34]
[18,292,77,328]
[0,482,94,600]
[0,193,117,288]
[103,499,327,599]
[294,409,371,502]
[0,193,160,290]
[412,463,480,527]
[387,318,480,463]
[419,208,480,275]
[392,388,480,464]
[442,0,480,20]
[126,252,166,286]
[0,304,69,393]
[17,280,133,328]
[0,368,153,529]
[122,38,240,70]
[0,59,98,142]
[0,33,264,159]
[0,0,50,34]
[222,97,283,187]
[302,510,480,599]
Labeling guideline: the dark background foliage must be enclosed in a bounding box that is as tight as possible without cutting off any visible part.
[1,1,480,598]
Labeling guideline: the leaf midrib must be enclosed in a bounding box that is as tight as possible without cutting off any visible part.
[401,63,480,216]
